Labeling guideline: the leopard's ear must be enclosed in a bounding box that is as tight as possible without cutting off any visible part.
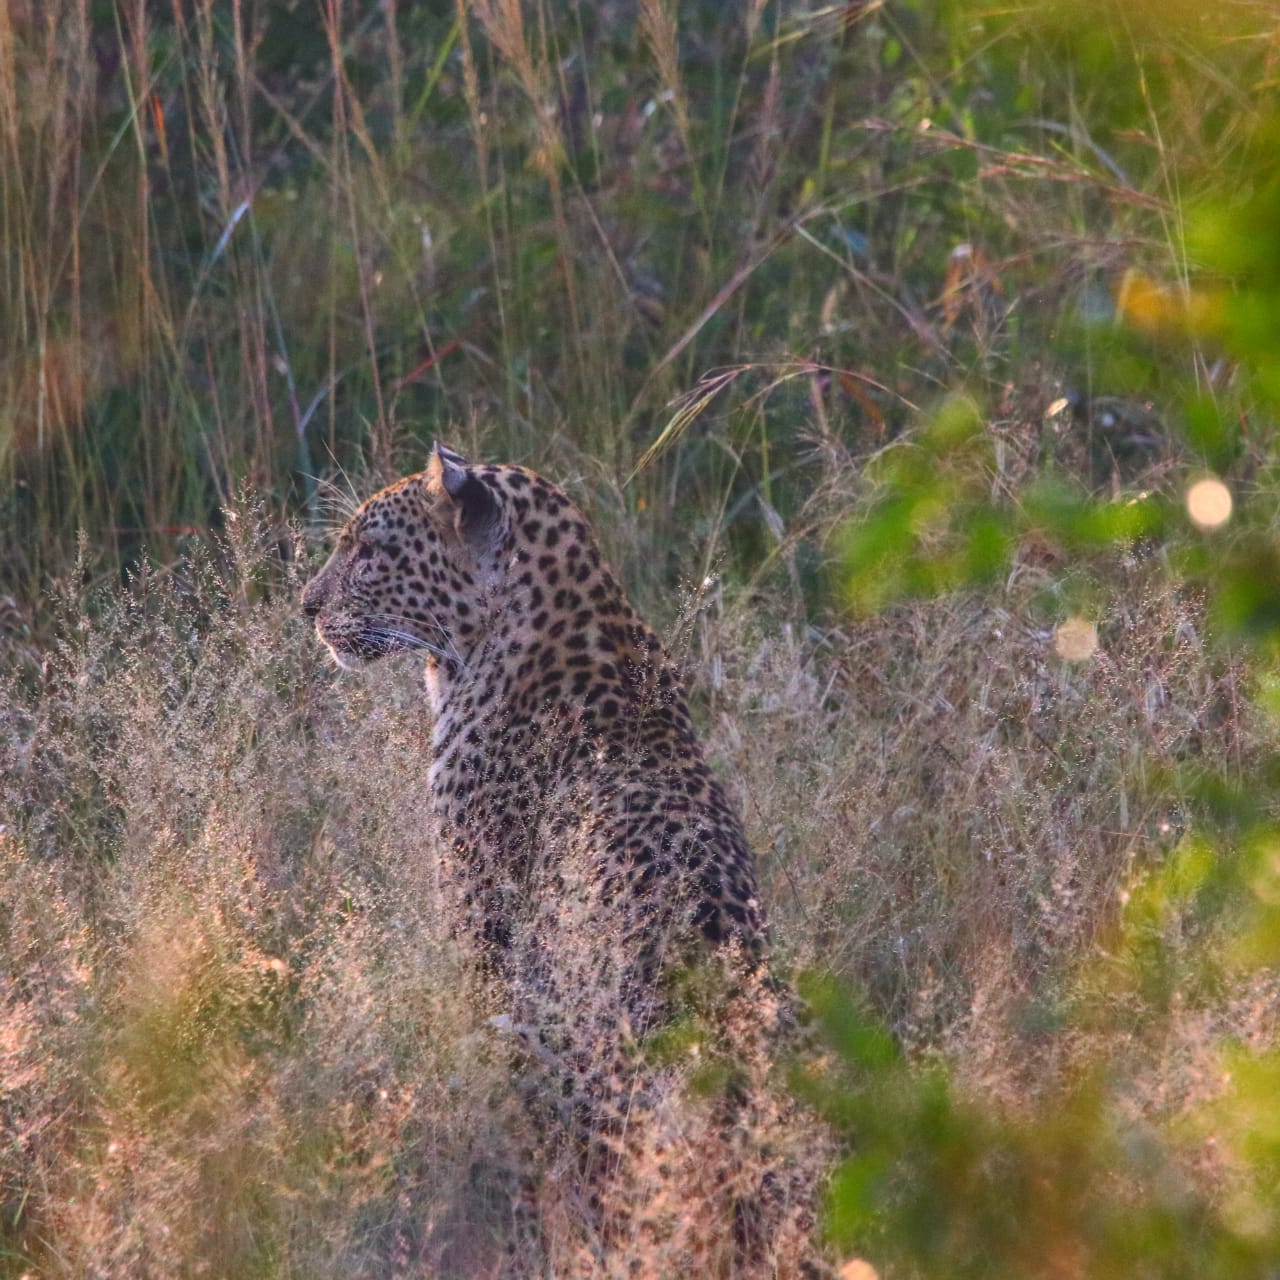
[425,441,471,496]
[427,441,502,547]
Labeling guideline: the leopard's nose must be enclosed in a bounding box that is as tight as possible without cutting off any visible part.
[301,584,322,619]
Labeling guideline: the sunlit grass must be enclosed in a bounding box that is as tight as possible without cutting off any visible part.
[4,0,1280,1274]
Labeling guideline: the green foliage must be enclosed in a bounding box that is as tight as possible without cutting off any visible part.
[804,984,1276,1279]
[820,4,1280,1276]
[836,391,1184,615]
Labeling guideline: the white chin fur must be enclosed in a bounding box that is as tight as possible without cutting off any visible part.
[327,646,367,672]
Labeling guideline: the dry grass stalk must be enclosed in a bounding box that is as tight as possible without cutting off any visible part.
[638,0,707,232]
[466,0,583,380]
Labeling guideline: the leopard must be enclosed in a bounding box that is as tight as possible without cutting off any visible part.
[302,444,828,1278]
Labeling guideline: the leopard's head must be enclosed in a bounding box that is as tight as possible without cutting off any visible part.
[301,443,511,670]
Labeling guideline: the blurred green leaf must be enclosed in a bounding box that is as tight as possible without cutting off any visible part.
[1210,540,1280,639]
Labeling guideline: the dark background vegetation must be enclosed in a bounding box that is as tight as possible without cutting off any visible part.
[3,0,1280,1275]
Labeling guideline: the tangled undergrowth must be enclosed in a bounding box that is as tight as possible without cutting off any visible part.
[0,507,829,1277]
[2,460,1272,1275]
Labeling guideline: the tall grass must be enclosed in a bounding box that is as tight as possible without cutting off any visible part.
[1,518,520,1276]
[5,0,1266,599]
[5,0,1280,1274]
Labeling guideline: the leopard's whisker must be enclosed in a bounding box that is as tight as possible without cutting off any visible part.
[363,624,447,657]
[363,624,469,670]
[308,475,361,529]
[363,610,468,668]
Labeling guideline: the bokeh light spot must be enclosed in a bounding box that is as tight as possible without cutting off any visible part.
[1054,617,1098,662]
[839,1263,880,1280]
[1186,477,1232,530]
